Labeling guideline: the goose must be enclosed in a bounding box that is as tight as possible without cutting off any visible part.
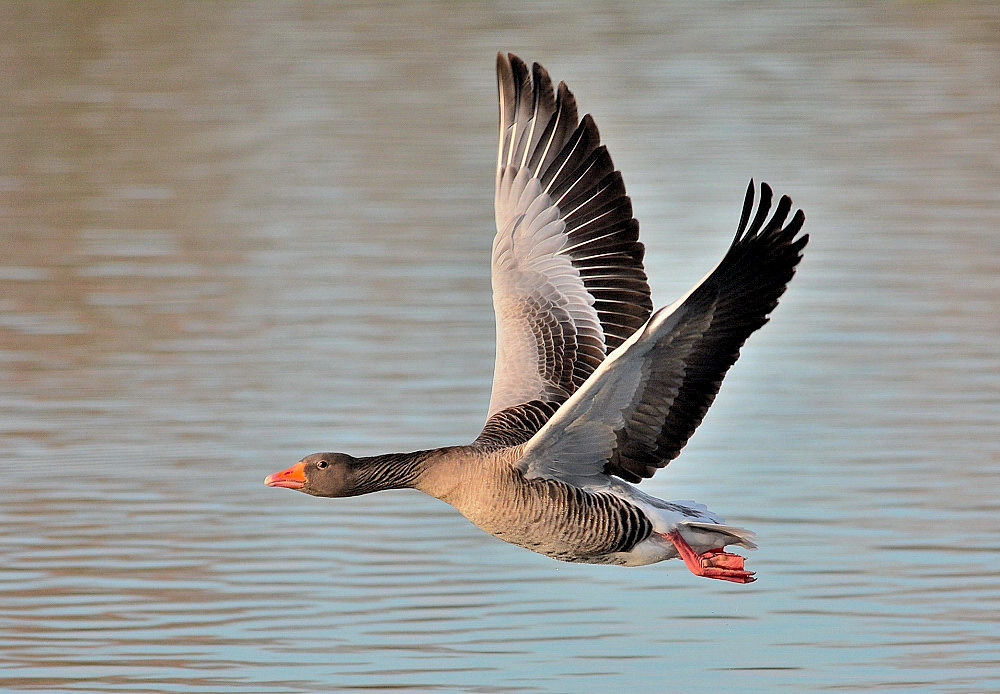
[265,53,807,583]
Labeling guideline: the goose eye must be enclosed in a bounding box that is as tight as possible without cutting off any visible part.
[316,460,329,470]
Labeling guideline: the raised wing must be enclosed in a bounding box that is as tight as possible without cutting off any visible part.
[515,181,808,484]
[480,53,652,446]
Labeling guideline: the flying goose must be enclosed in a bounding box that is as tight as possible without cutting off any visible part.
[265,53,807,583]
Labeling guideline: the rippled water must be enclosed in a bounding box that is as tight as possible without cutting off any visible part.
[3,3,999,692]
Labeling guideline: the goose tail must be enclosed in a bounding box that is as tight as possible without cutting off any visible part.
[677,521,758,551]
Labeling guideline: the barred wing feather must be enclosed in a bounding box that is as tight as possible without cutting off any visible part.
[480,53,653,447]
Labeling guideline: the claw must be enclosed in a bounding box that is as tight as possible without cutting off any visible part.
[664,530,756,584]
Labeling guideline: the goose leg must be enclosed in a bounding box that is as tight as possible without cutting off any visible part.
[664,530,756,584]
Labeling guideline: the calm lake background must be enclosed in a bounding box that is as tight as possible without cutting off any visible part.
[2,2,998,692]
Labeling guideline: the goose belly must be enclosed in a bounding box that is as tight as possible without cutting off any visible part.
[450,474,654,565]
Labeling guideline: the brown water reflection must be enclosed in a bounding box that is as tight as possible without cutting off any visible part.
[3,2,999,692]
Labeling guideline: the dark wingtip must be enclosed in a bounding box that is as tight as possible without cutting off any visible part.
[730,180,808,269]
[768,195,793,232]
[510,53,529,84]
[579,112,600,142]
[790,208,807,232]
[737,180,772,242]
[496,52,511,89]
[497,51,512,76]
[736,179,755,240]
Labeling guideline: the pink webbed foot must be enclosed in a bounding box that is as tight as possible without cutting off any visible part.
[664,530,756,584]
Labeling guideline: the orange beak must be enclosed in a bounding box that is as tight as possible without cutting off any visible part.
[264,461,307,489]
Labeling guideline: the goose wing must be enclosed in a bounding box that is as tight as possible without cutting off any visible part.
[515,182,807,484]
[478,53,652,447]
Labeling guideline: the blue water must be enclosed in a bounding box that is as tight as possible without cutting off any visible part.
[3,3,999,691]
